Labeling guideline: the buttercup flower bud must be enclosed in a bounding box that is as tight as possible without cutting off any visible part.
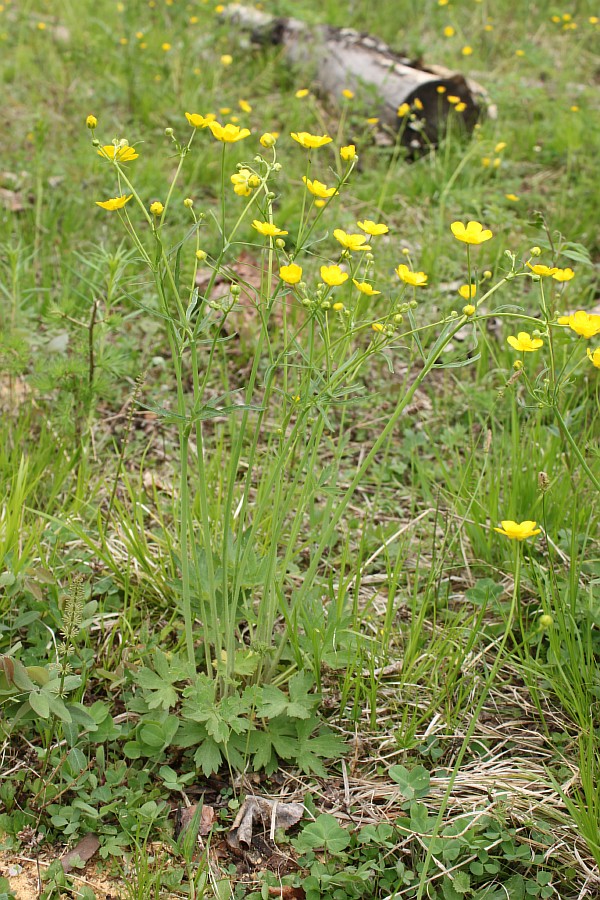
[530,246,542,257]
[275,238,285,249]
[260,132,277,148]
[463,304,476,316]
[150,201,164,216]
[539,614,553,629]
[231,284,241,296]
[513,359,523,370]
[196,249,207,261]
[165,127,174,137]
[86,115,97,129]
[184,197,193,208]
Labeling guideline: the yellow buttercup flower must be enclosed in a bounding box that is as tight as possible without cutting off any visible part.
[447,95,460,104]
[455,102,467,113]
[295,89,309,99]
[352,280,380,296]
[252,220,287,237]
[279,263,302,285]
[231,168,259,196]
[371,323,385,333]
[95,194,132,211]
[291,131,332,149]
[98,144,139,162]
[356,219,388,236]
[587,347,600,368]
[458,284,476,300]
[527,262,557,277]
[494,520,541,541]
[505,193,519,202]
[209,121,251,142]
[507,332,543,352]
[495,141,507,153]
[557,311,600,338]
[321,265,348,287]
[450,220,493,244]
[552,267,575,282]
[238,99,252,113]
[340,144,356,161]
[150,201,164,216]
[86,114,97,129]
[302,176,337,199]
[397,103,410,117]
[443,25,455,37]
[395,264,428,286]
[342,89,355,99]
[462,45,473,55]
[220,54,233,65]
[333,229,371,251]
[185,112,214,128]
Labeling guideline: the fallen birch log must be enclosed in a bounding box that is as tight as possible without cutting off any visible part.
[223,4,494,150]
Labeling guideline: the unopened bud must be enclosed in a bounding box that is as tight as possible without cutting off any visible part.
[539,614,553,629]
[184,197,193,208]
[230,284,241,297]
[275,238,285,249]
[165,127,174,137]
[196,249,207,261]
[530,246,542,257]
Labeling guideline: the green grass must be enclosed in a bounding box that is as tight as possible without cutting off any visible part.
[1,0,599,898]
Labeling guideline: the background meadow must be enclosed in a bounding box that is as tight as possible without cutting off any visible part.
[1,0,599,898]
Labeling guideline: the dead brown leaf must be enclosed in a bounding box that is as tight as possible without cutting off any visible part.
[0,187,26,212]
[227,796,304,851]
[268,887,306,899]
[60,833,100,872]
[176,803,215,838]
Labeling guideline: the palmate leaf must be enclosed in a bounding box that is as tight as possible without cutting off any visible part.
[294,716,345,776]
[194,737,223,777]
